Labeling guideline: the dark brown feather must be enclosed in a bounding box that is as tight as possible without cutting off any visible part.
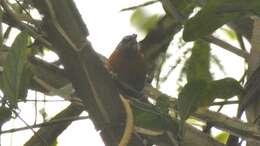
[107,34,147,97]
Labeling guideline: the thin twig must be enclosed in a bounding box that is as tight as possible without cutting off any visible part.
[120,0,159,12]
[32,76,84,106]
[14,0,33,20]
[34,91,37,125]
[21,99,70,102]
[10,106,49,145]
[13,0,41,26]
[211,100,239,106]
[1,0,52,48]
[1,116,89,134]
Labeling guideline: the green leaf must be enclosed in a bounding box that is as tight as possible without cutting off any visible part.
[221,27,236,40]
[0,106,12,126]
[177,80,209,137]
[209,77,243,99]
[2,32,31,108]
[48,83,75,97]
[177,80,208,122]
[130,9,159,33]
[131,98,176,131]
[134,109,167,130]
[142,15,160,33]
[183,0,254,41]
[215,132,229,144]
[50,140,58,146]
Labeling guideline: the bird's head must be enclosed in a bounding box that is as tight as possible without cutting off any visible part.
[116,34,140,58]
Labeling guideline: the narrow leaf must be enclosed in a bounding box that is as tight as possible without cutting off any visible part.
[185,40,212,82]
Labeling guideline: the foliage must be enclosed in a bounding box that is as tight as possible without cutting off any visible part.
[2,32,32,108]
[177,77,242,135]
[183,0,260,41]
[215,132,229,144]
[0,0,257,146]
[130,8,160,34]
[184,40,212,82]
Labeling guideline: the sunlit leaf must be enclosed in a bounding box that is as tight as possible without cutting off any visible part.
[215,132,229,144]
[50,140,58,146]
[221,27,236,40]
[187,118,205,127]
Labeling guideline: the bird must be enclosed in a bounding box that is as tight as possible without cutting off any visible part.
[107,34,147,99]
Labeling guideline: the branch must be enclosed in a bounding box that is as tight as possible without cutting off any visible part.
[24,103,84,146]
[243,16,260,146]
[144,85,260,143]
[31,0,145,145]
[204,36,249,59]
[194,110,260,142]
[0,0,52,48]
[140,15,180,76]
